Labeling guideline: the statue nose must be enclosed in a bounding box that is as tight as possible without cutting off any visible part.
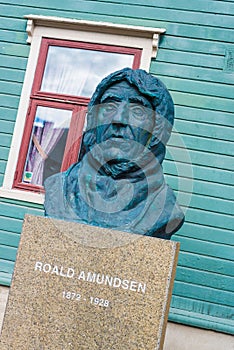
[112,102,129,125]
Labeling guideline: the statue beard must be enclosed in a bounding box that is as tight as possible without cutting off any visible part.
[99,159,140,179]
[86,138,156,180]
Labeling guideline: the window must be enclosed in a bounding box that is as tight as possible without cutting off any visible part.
[1,15,165,202]
[13,38,141,192]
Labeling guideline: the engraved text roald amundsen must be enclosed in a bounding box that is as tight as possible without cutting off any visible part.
[34,261,147,294]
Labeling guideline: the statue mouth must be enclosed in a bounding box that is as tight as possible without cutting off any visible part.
[106,134,134,141]
[107,158,129,165]
[110,135,124,139]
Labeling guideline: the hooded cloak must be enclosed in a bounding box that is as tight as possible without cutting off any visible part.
[44,68,184,239]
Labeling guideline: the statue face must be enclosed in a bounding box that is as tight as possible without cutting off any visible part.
[95,80,154,161]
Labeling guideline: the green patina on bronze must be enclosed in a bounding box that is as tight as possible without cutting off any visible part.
[44,68,184,239]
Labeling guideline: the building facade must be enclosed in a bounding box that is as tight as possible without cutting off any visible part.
[0,0,233,337]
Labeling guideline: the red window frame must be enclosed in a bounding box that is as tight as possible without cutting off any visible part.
[13,37,142,193]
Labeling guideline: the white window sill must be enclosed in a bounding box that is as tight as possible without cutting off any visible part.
[0,187,44,205]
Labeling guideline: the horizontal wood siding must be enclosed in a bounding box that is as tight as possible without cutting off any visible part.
[0,199,43,284]
[0,0,233,334]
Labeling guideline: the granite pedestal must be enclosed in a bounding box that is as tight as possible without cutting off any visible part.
[0,215,179,349]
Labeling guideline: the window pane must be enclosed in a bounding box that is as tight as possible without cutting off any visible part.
[41,46,134,97]
[23,106,72,186]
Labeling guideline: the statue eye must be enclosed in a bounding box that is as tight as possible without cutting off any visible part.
[130,105,146,120]
[102,102,118,116]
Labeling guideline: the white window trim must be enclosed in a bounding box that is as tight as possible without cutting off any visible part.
[0,15,165,204]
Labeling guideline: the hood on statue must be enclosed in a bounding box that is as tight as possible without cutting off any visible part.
[79,68,174,165]
[44,68,185,239]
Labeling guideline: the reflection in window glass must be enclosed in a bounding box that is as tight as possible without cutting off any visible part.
[41,46,134,97]
[23,106,72,186]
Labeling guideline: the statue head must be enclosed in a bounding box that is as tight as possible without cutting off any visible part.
[79,68,174,167]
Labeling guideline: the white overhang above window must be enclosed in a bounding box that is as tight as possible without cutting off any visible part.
[25,15,166,59]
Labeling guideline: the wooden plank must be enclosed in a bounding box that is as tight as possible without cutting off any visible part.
[171,91,234,113]
[0,203,43,221]
[164,160,234,186]
[0,216,23,233]
[0,29,26,45]
[168,309,234,333]
[0,41,29,58]
[161,307,233,334]
[85,0,234,16]
[175,266,234,292]
[166,147,234,171]
[0,16,26,32]
[152,62,234,85]
[0,259,15,274]
[160,22,234,43]
[166,175,234,200]
[0,120,15,134]
[169,132,233,156]
[177,253,234,277]
[183,207,233,231]
[0,3,43,19]
[176,222,233,246]
[0,67,25,83]
[0,271,12,286]
[0,197,44,210]
[0,133,12,148]
[0,146,10,161]
[0,80,23,96]
[171,295,233,320]
[0,230,20,247]
[0,244,17,261]
[156,49,223,69]
[173,120,234,143]
[0,4,84,22]
[156,74,234,99]
[173,281,233,307]
[159,35,229,55]
[0,160,6,174]
[169,310,233,335]
[0,53,27,70]
[0,106,17,122]
[171,191,234,216]
[174,106,233,127]
[0,93,20,109]
[175,236,234,261]
[7,201,42,214]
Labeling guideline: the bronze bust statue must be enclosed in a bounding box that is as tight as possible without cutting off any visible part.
[44,68,184,239]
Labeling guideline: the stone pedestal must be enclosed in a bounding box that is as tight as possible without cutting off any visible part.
[0,215,179,349]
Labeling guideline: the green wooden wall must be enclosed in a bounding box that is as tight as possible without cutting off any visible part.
[0,0,233,334]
